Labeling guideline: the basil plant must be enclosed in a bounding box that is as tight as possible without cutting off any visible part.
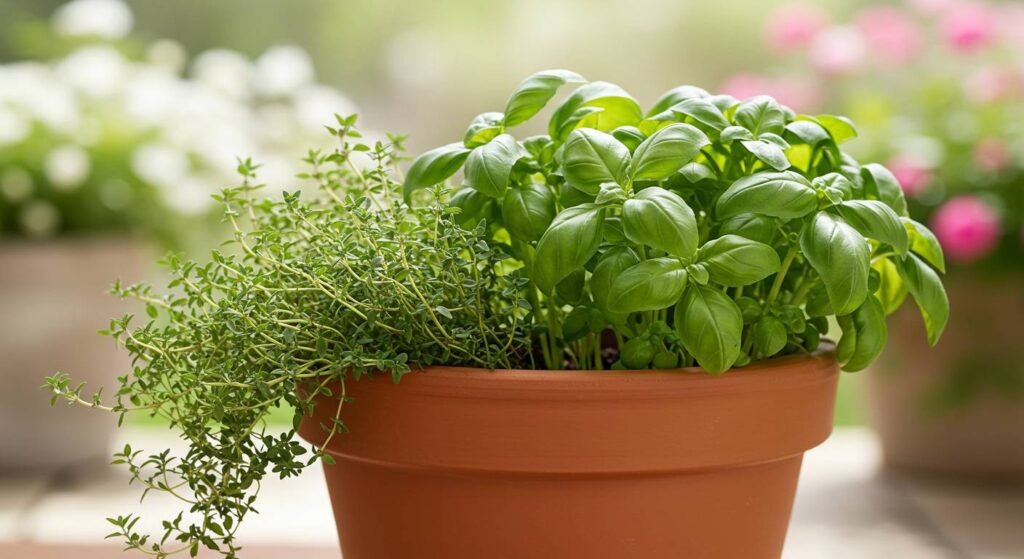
[406,70,949,374]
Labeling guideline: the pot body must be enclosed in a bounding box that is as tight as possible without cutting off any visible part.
[299,351,839,559]
[867,275,1024,479]
[0,238,146,471]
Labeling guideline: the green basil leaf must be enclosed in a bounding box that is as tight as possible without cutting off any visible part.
[611,125,646,152]
[555,269,586,305]
[860,163,908,216]
[608,257,688,313]
[784,120,831,147]
[561,128,631,194]
[836,315,857,366]
[647,85,710,117]
[873,258,908,315]
[591,247,640,318]
[667,98,730,137]
[502,183,556,242]
[896,253,949,346]
[741,139,791,171]
[549,81,643,140]
[533,204,605,294]
[715,171,817,219]
[752,315,788,358]
[800,211,870,315]
[813,114,858,143]
[449,187,492,228]
[622,186,698,258]
[834,200,909,254]
[629,123,709,181]
[720,125,754,143]
[842,296,887,372]
[503,69,586,128]
[674,284,743,374]
[463,134,525,198]
[403,142,471,202]
[667,162,718,189]
[901,217,946,273]
[733,95,787,137]
[718,214,777,245]
[463,112,504,148]
[696,234,781,287]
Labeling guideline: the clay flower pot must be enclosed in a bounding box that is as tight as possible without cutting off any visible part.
[0,238,146,471]
[299,349,838,559]
[867,275,1024,479]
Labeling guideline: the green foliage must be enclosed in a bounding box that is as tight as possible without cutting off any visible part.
[407,69,949,373]
[46,120,530,558]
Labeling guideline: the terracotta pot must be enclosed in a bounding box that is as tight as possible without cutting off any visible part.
[299,349,838,559]
[0,238,147,471]
[866,275,1024,480]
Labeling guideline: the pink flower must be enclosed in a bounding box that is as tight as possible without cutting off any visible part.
[808,26,867,76]
[997,4,1024,46]
[887,154,932,196]
[973,138,1012,172]
[939,2,996,52]
[855,6,922,64]
[764,4,829,53]
[931,196,1001,263]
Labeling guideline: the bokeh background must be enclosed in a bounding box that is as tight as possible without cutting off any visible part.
[1,0,1022,556]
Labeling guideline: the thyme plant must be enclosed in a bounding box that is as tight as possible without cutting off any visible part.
[46,116,529,558]
[407,69,950,373]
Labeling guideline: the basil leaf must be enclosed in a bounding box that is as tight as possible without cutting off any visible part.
[860,163,908,216]
[403,142,471,202]
[503,69,586,127]
[449,187,492,228]
[622,186,698,258]
[814,114,858,143]
[741,139,791,171]
[533,204,605,294]
[696,234,781,287]
[836,315,857,366]
[896,253,949,346]
[647,85,710,117]
[501,183,556,242]
[842,296,887,372]
[549,81,643,140]
[720,125,754,143]
[561,128,631,194]
[609,257,688,313]
[591,247,640,319]
[464,134,526,198]
[718,214,777,245]
[801,211,870,315]
[752,315,788,358]
[834,200,909,254]
[662,98,730,138]
[785,120,831,147]
[629,123,709,181]
[715,171,818,219]
[873,258,908,315]
[901,217,946,273]
[463,112,504,148]
[611,125,646,152]
[674,284,743,374]
[733,95,786,137]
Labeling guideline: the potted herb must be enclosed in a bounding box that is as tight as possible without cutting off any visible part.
[744,0,1024,478]
[3,0,354,471]
[50,71,947,558]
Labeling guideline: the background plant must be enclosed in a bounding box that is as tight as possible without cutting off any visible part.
[407,69,950,373]
[47,117,529,558]
[0,0,355,243]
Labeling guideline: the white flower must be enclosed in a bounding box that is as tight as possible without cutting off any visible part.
[147,39,187,74]
[123,66,186,126]
[44,144,91,190]
[0,106,30,145]
[52,0,133,40]
[293,84,358,133]
[56,45,128,99]
[132,143,190,187]
[19,200,60,238]
[191,49,253,100]
[1,168,33,202]
[253,45,314,97]
[0,63,80,130]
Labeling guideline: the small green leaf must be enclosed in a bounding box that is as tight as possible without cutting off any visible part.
[591,247,640,318]
[502,183,556,241]
[842,296,887,372]
[464,134,525,198]
[801,211,870,315]
[752,315,788,358]
[608,258,688,313]
[503,69,586,127]
[463,112,504,148]
[403,143,471,201]
[814,114,858,143]
[733,96,786,136]
[532,204,605,294]
[561,129,631,194]
[896,253,950,346]
[647,85,710,117]
[718,213,777,245]
[549,81,643,140]
[696,235,781,287]
[716,171,817,219]
[902,217,946,273]
[860,163,908,216]
[675,284,743,374]
[741,139,791,171]
[623,186,698,258]
[834,200,909,254]
[873,258,908,315]
[629,123,709,181]
[720,125,754,143]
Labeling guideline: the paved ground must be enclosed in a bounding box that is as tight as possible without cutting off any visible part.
[1,428,1021,558]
